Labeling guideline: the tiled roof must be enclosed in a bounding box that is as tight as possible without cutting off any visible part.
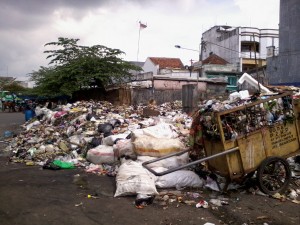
[202,54,228,65]
[149,57,184,69]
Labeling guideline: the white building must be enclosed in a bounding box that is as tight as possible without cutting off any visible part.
[142,57,198,79]
[202,25,279,72]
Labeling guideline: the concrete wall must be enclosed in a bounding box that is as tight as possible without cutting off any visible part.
[202,26,240,69]
[153,79,206,91]
[131,88,183,105]
[268,0,300,85]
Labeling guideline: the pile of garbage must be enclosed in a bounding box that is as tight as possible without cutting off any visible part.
[3,90,300,207]
[5,100,207,189]
[6,100,190,162]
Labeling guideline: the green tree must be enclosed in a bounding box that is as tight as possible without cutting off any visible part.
[30,37,141,97]
[3,82,27,93]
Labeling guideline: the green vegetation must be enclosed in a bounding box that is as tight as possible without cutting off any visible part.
[30,37,141,97]
[2,82,28,93]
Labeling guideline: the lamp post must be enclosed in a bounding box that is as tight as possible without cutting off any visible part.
[175,42,205,112]
[175,40,205,87]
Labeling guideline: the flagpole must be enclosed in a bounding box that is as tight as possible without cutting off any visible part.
[137,24,141,61]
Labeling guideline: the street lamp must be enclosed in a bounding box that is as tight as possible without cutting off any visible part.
[174,45,200,54]
[175,42,204,81]
[175,44,203,112]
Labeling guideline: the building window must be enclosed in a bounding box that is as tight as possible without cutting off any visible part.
[241,42,260,53]
[227,76,237,86]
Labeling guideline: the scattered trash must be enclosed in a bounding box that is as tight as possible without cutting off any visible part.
[183,200,196,205]
[209,199,229,206]
[3,130,13,138]
[75,202,83,207]
[52,160,75,169]
[272,193,286,201]
[196,200,209,208]
[135,194,155,208]
[291,199,300,204]
[256,215,269,220]
[73,174,88,189]
[25,161,35,166]
[87,194,99,199]
[288,189,298,200]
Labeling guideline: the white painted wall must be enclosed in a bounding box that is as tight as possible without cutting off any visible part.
[142,58,159,75]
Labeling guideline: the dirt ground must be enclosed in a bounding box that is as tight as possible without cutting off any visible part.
[0,112,299,225]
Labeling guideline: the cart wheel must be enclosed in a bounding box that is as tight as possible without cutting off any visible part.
[256,157,291,195]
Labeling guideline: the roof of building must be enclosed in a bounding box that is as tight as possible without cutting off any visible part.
[148,57,184,69]
[129,61,144,67]
[202,54,229,65]
[0,76,15,81]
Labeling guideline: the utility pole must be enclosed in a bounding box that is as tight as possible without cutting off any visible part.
[252,34,261,93]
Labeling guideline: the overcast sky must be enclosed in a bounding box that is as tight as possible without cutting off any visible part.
[0,0,279,81]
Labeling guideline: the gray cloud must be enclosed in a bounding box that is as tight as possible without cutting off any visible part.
[0,0,154,31]
[0,0,279,81]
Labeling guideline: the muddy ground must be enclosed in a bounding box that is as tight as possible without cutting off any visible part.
[0,112,299,225]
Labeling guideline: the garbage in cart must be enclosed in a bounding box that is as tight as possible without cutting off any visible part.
[143,91,300,195]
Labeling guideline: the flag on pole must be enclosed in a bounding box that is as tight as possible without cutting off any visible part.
[139,21,147,29]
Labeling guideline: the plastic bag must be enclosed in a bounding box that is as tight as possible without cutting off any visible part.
[69,135,85,149]
[102,132,130,146]
[132,123,178,139]
[114,160,158,197]
[155,170,204,189]
[26,121,41,131]
[52,160,75,169]
[136,153,189,169]
[86,145,116,164]
[98,123,114,134]
[90,137,102,147]
[133,135,184,157]
[113,139,136,159]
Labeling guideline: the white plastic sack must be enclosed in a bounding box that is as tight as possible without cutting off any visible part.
[26,121,41,131]
[114,160,158,197]
[229,92,241,101]
[239,90,250,99]
[34,106,43,117]
[86,145,116,164]
[133,135,185,157]
[136,152,189,169]
[155,170,204,189]
[70,114,87,125]
[113,139,135,158]
[102,132,130,146]
[132,123,178,139]
[69,135,85,149]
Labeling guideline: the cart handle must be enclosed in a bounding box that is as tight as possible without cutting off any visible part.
[142,147,239,176]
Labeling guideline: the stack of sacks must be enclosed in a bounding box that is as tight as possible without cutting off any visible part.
[114,122,204,198]
[131,122,183,157]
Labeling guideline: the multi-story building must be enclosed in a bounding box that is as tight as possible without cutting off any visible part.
[267,0,300,86]
[201,25,279,72]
